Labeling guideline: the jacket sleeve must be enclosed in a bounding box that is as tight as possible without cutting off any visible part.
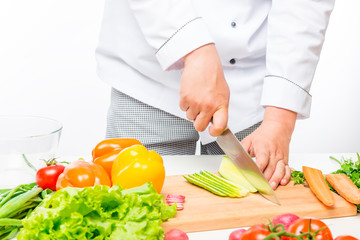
[127,0,214,71]
[261,0,335,118]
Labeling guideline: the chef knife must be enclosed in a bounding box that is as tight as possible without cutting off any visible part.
[216,128,281,205]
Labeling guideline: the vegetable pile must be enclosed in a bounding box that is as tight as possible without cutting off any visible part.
[228,213,359,240]
[0,138,173,240]
[291,153,360,213]
[17,182,176,239]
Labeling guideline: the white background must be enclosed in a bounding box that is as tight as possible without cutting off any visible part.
[0,0,359,158]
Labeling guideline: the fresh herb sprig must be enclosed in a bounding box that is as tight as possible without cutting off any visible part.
[291,170,306,185]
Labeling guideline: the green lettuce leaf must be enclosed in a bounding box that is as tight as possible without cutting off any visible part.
[17,183,176,240]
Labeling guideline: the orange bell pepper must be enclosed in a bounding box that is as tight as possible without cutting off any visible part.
[93,149,122,178]
[92,138,142,177]
[56,159,111,190]
[92,138,142,159]
[111,145,165,193]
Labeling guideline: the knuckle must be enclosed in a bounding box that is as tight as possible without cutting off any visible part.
[257,159,268,172]
[202,100,214,112]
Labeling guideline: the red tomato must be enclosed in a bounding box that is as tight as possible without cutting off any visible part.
[284,218,333,240]
[240,228,273,240]
[228,229,246,240]
[335,236,359,240]
[36,164,65,191]
[247,224,268,231]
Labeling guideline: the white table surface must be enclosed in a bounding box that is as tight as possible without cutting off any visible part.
[162,153,360,239]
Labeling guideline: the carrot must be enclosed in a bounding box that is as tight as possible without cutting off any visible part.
[302,166,335,207]
[326,173,360,204]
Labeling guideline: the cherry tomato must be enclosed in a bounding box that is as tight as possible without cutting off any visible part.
[335,236,359,240]
[284,218,333,240]
[36,164,65,191]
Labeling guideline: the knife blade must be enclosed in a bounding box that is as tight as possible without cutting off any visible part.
[216,128,281,205]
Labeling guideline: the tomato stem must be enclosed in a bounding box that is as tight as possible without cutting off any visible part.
[262,218,327,240]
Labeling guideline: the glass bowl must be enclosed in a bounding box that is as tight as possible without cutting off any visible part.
[0,115,62,188]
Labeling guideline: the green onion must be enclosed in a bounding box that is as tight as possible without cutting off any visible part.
[0,219,23,226]
[0,183,47,240]
[0,187,42,218]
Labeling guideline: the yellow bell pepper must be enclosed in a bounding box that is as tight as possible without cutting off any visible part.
[111,144,165,193]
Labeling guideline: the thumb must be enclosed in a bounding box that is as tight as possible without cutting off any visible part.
[209,107,228,137]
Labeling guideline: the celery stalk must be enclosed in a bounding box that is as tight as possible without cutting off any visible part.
[218,156,257,192]
[184,175,228,196]
[183,171,249,198]
[195,172,239,197]
[201,170,249,196]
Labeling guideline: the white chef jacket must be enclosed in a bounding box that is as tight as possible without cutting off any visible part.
[96,0,335,144]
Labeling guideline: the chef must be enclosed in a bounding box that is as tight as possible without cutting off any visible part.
[95,0,335,189]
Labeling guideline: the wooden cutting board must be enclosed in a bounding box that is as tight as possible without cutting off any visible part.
[161,174,357,233]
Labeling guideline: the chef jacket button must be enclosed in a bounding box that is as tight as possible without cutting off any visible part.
[229,58,236,64]
[231,21,236,28]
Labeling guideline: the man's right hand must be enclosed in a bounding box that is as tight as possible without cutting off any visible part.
[179,43,230,136]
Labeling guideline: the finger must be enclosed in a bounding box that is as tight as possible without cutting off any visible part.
[194,112,213,132]
[179,98,188,112]
[209,107,228,136]
[280,165,291,186]
[186,107,200,121]
[263,155,277,181]
[254,151,270,172]
[268,160,286,190]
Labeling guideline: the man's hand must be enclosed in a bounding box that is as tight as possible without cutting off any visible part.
[241,106,297,189]
[179,43,230,136]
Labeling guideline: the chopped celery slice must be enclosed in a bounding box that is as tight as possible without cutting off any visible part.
[218,156,257,193]
[201,170,249,196]
[183,171,249,198]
